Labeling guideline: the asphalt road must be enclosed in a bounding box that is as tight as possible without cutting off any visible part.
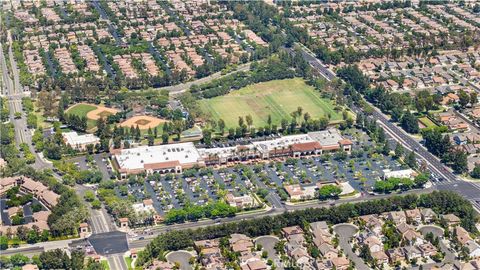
[107,254,128,270]
[291,44,480,213]
[1,31,128,270]
[334,223,369,270]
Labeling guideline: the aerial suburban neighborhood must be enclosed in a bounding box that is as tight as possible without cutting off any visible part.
[1,0,480,270]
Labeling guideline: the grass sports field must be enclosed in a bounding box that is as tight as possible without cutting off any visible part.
[66,104,97,118]
[66,103,121,130]
[199,78,341,128]
[66,104,97,129]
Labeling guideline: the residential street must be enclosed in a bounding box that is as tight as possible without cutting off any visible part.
[333,223,369,270]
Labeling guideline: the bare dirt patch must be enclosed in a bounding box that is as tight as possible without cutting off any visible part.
[86,106,120,120]
[120,115,167,130]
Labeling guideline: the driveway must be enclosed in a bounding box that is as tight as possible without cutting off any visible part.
[334,223,369,270]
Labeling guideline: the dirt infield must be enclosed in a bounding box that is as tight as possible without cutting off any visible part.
[119,115,167,130]
[86,106,120,120]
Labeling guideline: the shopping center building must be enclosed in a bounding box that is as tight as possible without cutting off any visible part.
[112,129,353,178]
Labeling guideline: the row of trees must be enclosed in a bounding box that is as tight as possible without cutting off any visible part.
[136,191,478,267]
[190,52,306,98]
[374,173,429,193]
[165,201,238,224]
[202,107,340,145]
[0,249,103,270]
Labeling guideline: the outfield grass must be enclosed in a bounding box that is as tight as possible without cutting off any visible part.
[66,104,97,129]
[199,78,341,128]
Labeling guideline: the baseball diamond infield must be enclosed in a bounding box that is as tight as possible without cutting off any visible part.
[119,115,167,130]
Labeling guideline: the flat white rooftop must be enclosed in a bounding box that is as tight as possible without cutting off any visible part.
[308,129,345,146]
[115,142,201,171]
[63,131,99,146]
[252,134,312,152]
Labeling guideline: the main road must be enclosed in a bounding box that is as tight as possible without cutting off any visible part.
[1,29,128,269]
[290,44,480,212]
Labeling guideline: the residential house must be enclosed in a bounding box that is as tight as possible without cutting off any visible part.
[418,242,438,257]
[226,193,254,209]
[442,214,461,227]
[456,227,473,246]
[387,248,406,264]
[363,235,383,253]
[387,211,407,224]
[403,246,422,260]
[358,214,384,235]
[318,243,338,260]
[282,226,304,239]
[371,251,389,265]
[466,241,480,258]
[229,234,254,257]
[405,209,422,224]
[241,260,268,270]
[421,208,437,223]
[331,257,350,270]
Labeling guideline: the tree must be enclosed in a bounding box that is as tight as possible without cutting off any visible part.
[394,143,404,159]
[471,165,480,179]
[238,116,244,127]
[70,250,85,270]
[445,149,468,174]
[148,134,155,146]
[162,133,169,144]
[84,190,95,202]
[400,111,419,134]
[405,151,417,169]
[318,184,342,200]
[246,115,253,127]
[470,92,478,106]
[458,90,470,108]
[9,254,29,267]
[39,249,69,269]
[91,200,101,209]
[382,142,390,155]
[0,235,8,250]
[95,118,106,137]
[203,129,212,145]
[135,125,141,141]
[218,119,225,134]
[414,173,429,188]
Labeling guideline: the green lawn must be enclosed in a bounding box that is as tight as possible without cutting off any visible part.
[66,104,97,129]
[33,102,52,129]
[100,260,110,270]
[124,256,142,270]
[199,78,341,128]
[418,117,437,129]
[125,257,133,270]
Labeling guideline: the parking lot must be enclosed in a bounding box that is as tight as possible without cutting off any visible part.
[112,129,406,215]
[68,153,115,180]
